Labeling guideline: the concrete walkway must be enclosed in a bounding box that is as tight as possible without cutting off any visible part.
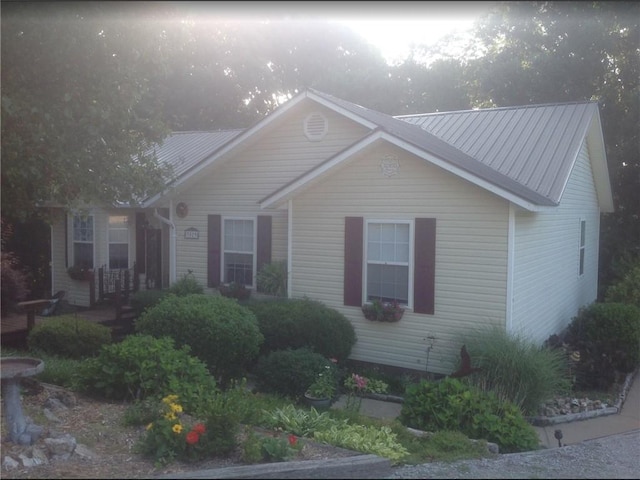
[331,371,640,450]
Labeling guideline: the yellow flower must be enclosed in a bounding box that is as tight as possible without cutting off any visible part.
[163,394,179,405]
[146,422,153,430]
[172,423,183,434]
[170,403,183,414]
[164,412,177,421]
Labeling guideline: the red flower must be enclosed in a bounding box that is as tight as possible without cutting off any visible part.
[186,431,200,445]
[288,434,298,447]
[192,423,206,435]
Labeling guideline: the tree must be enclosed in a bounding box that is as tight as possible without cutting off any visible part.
[1,2,176,220]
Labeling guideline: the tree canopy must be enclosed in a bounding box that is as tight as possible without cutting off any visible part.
[1,1,637,294]
[1,3,173,219]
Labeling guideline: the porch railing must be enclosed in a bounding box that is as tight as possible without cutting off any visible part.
[97,263,139,304]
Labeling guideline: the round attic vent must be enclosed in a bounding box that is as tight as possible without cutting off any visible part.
[303,112,328,141]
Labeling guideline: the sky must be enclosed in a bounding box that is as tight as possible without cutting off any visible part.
[190,1,496,64]
[333,2,494,64]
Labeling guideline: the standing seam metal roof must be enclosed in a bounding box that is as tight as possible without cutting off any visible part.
[397,102,598,204]
[147,90,598,209]
[148,129,244,181]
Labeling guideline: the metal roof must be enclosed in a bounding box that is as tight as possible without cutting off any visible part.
[307,89,559,206]
[147,129,244,181]
[397,102,598,204]
[145,90,604,211]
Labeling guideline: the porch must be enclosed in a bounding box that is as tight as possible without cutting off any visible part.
[1,301,134,349]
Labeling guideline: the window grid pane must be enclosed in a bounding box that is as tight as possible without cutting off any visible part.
[73,215,94,268]
[366,222,410,304]
[223,219,254,286]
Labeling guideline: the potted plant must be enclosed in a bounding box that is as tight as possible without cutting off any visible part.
[67,264,94,282]
[218,282,251,300]
[361,299,405,322]
[304,365,337,409]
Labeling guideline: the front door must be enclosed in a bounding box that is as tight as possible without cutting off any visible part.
[145,228,162,289]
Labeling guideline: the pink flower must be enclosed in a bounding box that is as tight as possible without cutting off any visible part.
[353,374,368,390]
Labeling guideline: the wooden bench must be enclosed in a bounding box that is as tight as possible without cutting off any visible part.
[17,299,52,331]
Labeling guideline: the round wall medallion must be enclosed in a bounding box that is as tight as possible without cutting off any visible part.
[175,202,188,218]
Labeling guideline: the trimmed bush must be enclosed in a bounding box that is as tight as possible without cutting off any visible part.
[129,289,169,317]
[76,334,217,412]
[565,302,640,390]
[254,347,335,400]
[247,298,356,361]
[135,294,263,386]
[461,326,571,415]
[399,378,540,453]
[27,315,112,359]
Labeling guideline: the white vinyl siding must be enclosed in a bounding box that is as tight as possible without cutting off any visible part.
[168,104,369,292]
[291,143,510,375]
[511,141,600,343]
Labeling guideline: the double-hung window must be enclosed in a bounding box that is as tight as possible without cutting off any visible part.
[223,218,255,286]
[72,214,94,269]
[108,215,129,269]
[579,219,586,276]
[365,220,412,305]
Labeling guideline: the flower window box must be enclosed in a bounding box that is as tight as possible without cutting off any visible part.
[361,299,404,322]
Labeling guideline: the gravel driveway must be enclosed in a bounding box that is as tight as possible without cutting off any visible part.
[387,429,640,479]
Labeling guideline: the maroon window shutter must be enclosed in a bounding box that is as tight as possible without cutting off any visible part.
[257,215,272,273]
[135,213,146,273]
[208,215,221,287]
[414,218,436,314]
[344,217,364,306]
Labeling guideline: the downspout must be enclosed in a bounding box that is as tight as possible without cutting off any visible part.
[287,199,293,298]
[154,201,177,284]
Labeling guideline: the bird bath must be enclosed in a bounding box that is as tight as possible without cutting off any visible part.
[1,357,45,445]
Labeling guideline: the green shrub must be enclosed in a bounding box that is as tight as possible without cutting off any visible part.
[31,353,82,388]
[129,289,169,317]
[256,261,288,297]
[566,302,640,390]
[254,347,335,400]
[461,326,571,415]
[247,298,356,361]
[605,261,640,307]
[168,272,204,296]
[246,300,304,355]
[75,334,218,411]
[399,378,540,453]
[27,315,112,359]
[135,294,263,386]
